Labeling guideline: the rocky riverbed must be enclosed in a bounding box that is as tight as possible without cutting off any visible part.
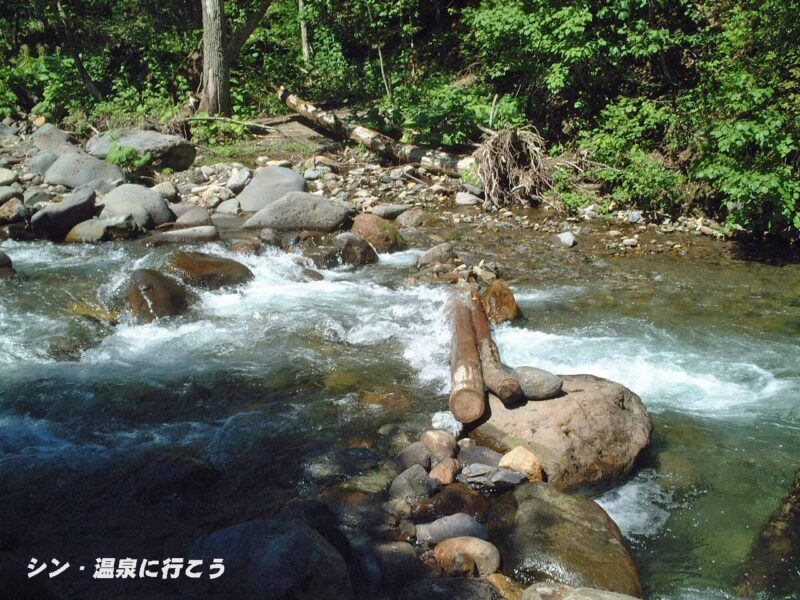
[1,119,799,600]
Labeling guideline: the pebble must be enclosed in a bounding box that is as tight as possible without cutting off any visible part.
[429,458,460,485]
[555,231,577,247]
[455,191,481,206]
[419,430,458,464]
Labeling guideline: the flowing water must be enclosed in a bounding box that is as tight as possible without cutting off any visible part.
[1,233,798,599]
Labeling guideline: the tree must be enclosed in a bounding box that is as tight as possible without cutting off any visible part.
[198,0,273,115]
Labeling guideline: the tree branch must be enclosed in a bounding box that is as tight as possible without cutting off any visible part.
[226,0,272,64]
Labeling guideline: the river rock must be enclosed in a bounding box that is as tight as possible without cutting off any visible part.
[152,180,179,201]
[0,168,17,186]
[415,513,488,545]
[488,483,642,596]
[0,198,24,224]
[429,458,461,485]
[420,429,458,464]
[30,188,97,240]
[86,129,196,171]
[370,204,412,220]
[389,464,431,505]
[23,188,54,207]
[43,151,124,189]
[434,536,501,576]
[197,519,353,600]
[418,242,455,268]
[396,208,427,228]
[556,232,577,248]
[522,582,640,600]
[244,192,349,232]
[215,198,240,214]
[0,250,15,278]
[101,183,175,229]
[165,251,254,290]
[472,375,652,490]
[513,367,563,400]
[28,151,59,176]
[499,447,544,482]
[481,280,522,324]
[373,541,422,588]
[175,206,211,227]
[0,186,21,204]
[456,192,481,206]
[413,483,490,523]
[65,215,138,242]
[225,167,251,193]
[397,442,432,471]
[486,573,526,600]
[238,166,307,212]
[128,450,220,503]
[329,232,379,267]
[144,225,220,246]
[127,269,191,321]
[351,213,405,253]
[31,123,74,153]
[400,578,503,600]
[459,445,503,467]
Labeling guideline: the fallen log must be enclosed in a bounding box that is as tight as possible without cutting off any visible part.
[468,283,523,406]
[278,87,475,177]
[449,291,486,423]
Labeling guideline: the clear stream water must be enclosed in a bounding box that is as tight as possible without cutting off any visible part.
[0,235,798,599]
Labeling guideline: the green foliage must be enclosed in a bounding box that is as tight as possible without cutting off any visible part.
[106,142,152,173]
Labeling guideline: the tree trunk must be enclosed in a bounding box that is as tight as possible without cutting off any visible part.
[468,283,523,405]
[449,291,486,424]
[199,0,231,115]
[298,0,311,66]
[56,0,103,101]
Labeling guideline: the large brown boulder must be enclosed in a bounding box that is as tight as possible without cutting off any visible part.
[488,483,642,597]
[351,213,406,253]
[127,269,191,321]
[481,280,521,324]
[472,375,652,491]
[165,251,254,290]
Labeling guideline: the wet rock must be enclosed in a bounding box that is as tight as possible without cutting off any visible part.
[238,166,307,212]
[486,573,526,600]
[127,451,219,503]
[175,206,211,228]
[456,192,482,206]
[258,228,280,246]
[389,464,431,505]
[488,483,642,596]
[459,464,527,490]
[359,387,415,412]
[370,204,412,220]
[30,188,97,240]
[0,250,15,278]
[397,442,432,471]
[383,498,413,522]
[417,242,454,268]
[28,151,59,176]
[165,251,254,290]
[473,375,652,490]
[101,183,175,229]
[396,208,427,228]
[413,483,491,524]
[498,447,544,482]
[0,186,22,204]
[144,225,220,246]
[419,430,458,465]
[329,232,379,267]
[481,280,522,324]
[522,582,640,600]
[373,541,422,588]
[556,232,577,247]
[513,367,563,400]
[416,513,488,544]
[65,215,138,242]
[432,411,463,437]
[86,129,195,171]
[230,238,262,255]
[198,519,353,600]
[351,213,406,253]
[434,536,501,576]
[43,151,124,189]
[400,577,503,600]
[244,191,349,232]
[31,123,74,153]
[127,269,191,321]
[0,198,24,225]
[459,445,503,467]
[429,458,461,485]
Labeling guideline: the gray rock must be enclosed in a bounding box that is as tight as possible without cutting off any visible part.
[556,232,577,247]
[522,582,640,600]
[65,215,138,242]
[397,442,432,471]
[628,210,642,224]
[389,464,431,505]
[30,188,97,240]
[455,191,481,206]
[370,204,412,220]
[31,123,74,153]
[175,206,211,228]
[373,541,422,588]
[0,186,22,204]
[238,166,307,212]
[226,167,251,193]
[44,151,125,189]
[197,519,353,600]
[457,464,526,490]
[259,228,280,246]
[86,129,196,171]
[101,183,175,229]
[24,189,54,208]
[462,183,485,198]
[458,445,502,467]
[151,180,178,201]
[415,513,488,545]
[513,367,564,400]
[215,198,240,214]
[395,208,427,228]
[0,167,17,186]
[28,151,59,176]
[419,430,458,465]
[243,192,349,232]
[79,177,122,196]
[400,578,502,600]
[168,203,197,218]
[417,242,454,268]
[304,168,322,180]
[143,225,220,247]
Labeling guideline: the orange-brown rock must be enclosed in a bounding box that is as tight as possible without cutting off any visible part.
[480,280,521,324]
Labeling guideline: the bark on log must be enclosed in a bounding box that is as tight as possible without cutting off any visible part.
[468,283,523,406]
[449,291,486,423]
[278,87,475,177]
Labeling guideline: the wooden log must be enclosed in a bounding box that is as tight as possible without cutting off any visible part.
[449,291,486,423]
[278,87,475,177]
[468,283,523,406]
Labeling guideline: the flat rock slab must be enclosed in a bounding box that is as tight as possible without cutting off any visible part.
[44,151,124,189]
[488,483,642,597]
[243,192,349,232]
[472,374,652,490]
[144,225,220,247]
[165,251,254,290]
[238,166,307,212]
[86,129,196,171]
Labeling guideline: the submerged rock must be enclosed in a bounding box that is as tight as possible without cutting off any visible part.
[351,213,406,253]
[127,269,191,321]
[434,536,501,576]
[373,541,422,588]
[488,483,642,597]
[0,250,15,278]
[400,577,503,600]
[237,166,307,212]
[165,251,254,290]
[413,483,490,524]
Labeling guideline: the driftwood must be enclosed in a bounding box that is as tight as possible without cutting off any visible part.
[468,283,523,405]
[278,87,474,177]
[449,291,486,424]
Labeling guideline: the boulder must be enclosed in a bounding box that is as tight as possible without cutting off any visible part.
[351,213,406,253]
[434,536,501,576]
[420,429,458,464]
[0,186,22,204]
[370,204,412,220]
[472,375,652,490]
[396,208,427,228]
[522,583,640,600]
[389,464,432,505]
[418,242,455,268]
[197,519,353,600]
[481,280,522,324]
[127,269,191,321]
[456,192,482,206]
[329,232,379,267]
[30,188,97,240]
[513,367,563,401]
[400,578,503,600]
[373,541,422,588]
[65,215,138,242]
[175,206,211,228]
[413,483,490,524]
[101,183,175,229]
[0,198,25,225]
[165,251,254,290]
[86,129,196,171]
[43,151,124,189]
[28,151,59,176]
[0,167,17,186]
[488,483,642,597]
[31,123,74,153]
[243,192,349,232]
[144,225,220,246]
[415,513,488,545]
[238,166,307,212]
[215,198,240,214]
[0,250,15,278]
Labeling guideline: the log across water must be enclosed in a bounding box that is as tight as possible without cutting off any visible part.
[449,292,486,423]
